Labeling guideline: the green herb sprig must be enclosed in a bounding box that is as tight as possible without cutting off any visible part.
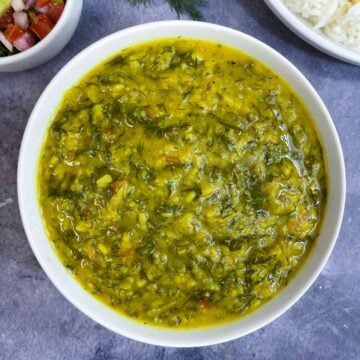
[127,0,207,20]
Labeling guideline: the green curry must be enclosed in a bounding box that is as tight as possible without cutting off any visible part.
[38,38,327,328]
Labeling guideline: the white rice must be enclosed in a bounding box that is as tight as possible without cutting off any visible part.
[282,0,360,51]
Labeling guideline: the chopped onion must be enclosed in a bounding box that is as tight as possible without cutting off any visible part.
[11,0,25,12]
[13,11,28,30]
[13,32,34,51]
[0,31,13,52]
[24,0,35,10]
[35,5,48,14]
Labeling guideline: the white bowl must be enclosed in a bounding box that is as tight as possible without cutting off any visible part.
[264,0,360,66]
[0,0,83,72]
[18,20,346,347]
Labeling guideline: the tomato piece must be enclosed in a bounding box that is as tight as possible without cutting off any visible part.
[199,299,212,309]
[0,9,14,30]
[47,3,64,23]
[35,0,50,6]
[165,155,180,164]
[29,14,54,39]
[5,24,24,42]
[117,250,135,258]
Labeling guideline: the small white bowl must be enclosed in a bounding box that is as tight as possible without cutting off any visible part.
[0,0,83,72]
[18,20,346,347]
[264,0,360,66]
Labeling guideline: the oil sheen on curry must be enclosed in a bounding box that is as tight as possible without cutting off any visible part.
[38,38,327,328]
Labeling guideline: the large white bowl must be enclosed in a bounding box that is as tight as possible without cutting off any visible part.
[18,20,346,347]
[264,0,360,66]
[0,0,83,72]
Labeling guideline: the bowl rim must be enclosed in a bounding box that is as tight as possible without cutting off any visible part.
[264,0,360,66]
[0,0,77,65]
[17,20,346,347]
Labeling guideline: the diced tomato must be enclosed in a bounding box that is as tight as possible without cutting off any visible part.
[35,0,50,6]
[5,24,24,43]
[165,155,180,164]
[0,9,14,30]
[29,14,54,39]
[199,299,212,309]
[117,250,135,258]
[47,3,64,23]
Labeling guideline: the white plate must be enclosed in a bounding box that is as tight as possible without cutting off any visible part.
[264,0,360,66]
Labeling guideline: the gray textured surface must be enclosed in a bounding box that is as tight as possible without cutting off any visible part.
[0,0,359,359]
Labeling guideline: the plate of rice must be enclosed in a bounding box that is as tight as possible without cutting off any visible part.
[264,0,360,65]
